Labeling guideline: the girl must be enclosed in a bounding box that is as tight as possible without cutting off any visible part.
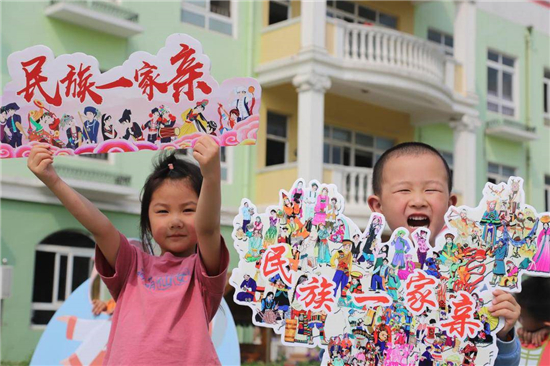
[27,136,228,366]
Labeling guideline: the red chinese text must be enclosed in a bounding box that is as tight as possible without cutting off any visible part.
[440,291,483,340]
[296,276,336,313]
[60,63,103,104]
[17,56,62,106]
[134,61,168,101]
[167,44,211,103]
[261,244,293,286]
[404,270,438,315]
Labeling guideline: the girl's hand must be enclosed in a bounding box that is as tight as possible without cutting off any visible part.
[91,299,108,316]
[193,135,220,180]
[27,143,60,187]
[490,289,521,341]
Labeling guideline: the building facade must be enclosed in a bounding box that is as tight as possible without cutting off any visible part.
[1,0,549,363]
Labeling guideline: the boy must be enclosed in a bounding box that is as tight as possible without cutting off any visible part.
[367,142,521,366]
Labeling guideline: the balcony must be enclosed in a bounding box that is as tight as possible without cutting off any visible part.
[45,0,144,38]
[258,18,460,114]
[485,118,538,142]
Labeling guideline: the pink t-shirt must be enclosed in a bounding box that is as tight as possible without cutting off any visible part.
[95,232,229,365]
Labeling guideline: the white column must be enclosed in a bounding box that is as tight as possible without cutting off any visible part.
[300,0,327,53]
[292,73,331,182]
[454,1,477,98]
[450,115,481,206]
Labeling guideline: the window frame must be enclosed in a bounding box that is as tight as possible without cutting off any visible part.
[487,49,517,118]
[265,111,289,167]
[545,174,550,212]
[487,162,516,185]
[31,244,95,329]
[181,0,237,38]
[427,28,454,56]
[544,69,550,125]
[323,126,393,168]
[219,146,233,184]
[326,1,398,29]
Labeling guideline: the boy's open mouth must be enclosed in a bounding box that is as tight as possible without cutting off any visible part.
[407,215,430,228]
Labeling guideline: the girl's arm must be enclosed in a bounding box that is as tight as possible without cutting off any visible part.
[27,144,120,268]
[192,135,222,276]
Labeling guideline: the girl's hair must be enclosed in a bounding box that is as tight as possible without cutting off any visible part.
[139,150,203,254]
[516,276,550,322]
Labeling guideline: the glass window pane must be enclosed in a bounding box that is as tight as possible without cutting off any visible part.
[488,163,500,174]
[209,18,232,35]
[502,56,514,67]
[181,10,206,28]
[220,146,226,163]
[327,0,335,7]
[488,51,499,62]
[355,150,373,168]
[72,257,91,292]
[502,72,513,101]
[488,177,497,184]
[210,0,230,17]
[502,106,515,116]
[487,67,498,96]
[545,70,550,78]
[427,29,441,44]
[221,167,227,181]
[545,174,550,185]
[332,128,351,142]
[269,1,289,25]
[343,147,351,166]
[58,255,67,301]
[379,13,397,29]
[267,112,287,138]
[356,133,373,147]
[488,101,499,112]
[32,251,55,303]
[31,310,56,326]
[336,1,355,14]
[323,143,330,164]
[266,140,286,166]
[444,35,453,48]
[344,16,355,23]
[358,6,376,21]
[375,137,393,150]
[324,125,330,138]
[332,146,342,165]
[502,166,515,177]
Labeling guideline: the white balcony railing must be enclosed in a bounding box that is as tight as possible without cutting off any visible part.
[334,21,455,90]
[329,165,374,211]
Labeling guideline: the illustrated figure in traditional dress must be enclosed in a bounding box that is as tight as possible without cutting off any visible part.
[530,219,550,272]
[390,230,410,269]
[236,274,257,302]
[480,200,501,247]
[312,187,329,226]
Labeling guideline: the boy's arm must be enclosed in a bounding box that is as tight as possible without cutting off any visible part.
[192,135,222,276]
[490,289,521,366]
[28,144,120,268]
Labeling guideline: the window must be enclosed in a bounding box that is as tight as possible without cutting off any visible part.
[545,175,550,212]
[220,146,232,182]
[323,126,393,168]
[544,69,550,125]
[427,29,454,56]
[487,162,516,185]
[269,0,290,25]
[487,50,516,117]
[265,111,288,167]
[440,150,454,178]
[31,231,95,326]
[181,0,234,36]
[326,1,397,29]
[79,153,109,161]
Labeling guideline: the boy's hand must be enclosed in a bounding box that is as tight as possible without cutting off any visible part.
[490,289,521,341]
[27,144,60,187]
[91,299,108,316]
[193,135,220,180]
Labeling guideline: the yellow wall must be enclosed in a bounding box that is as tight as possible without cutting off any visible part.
[256,167,299,205]
[324,93,413,144]
[260,21,301,64]
[326,22,335,55]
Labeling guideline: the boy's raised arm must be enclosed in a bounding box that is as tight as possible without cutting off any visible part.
[27,144,120,268]
[192,136,222,276]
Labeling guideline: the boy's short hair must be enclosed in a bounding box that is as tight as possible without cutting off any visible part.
[372,142,452,195]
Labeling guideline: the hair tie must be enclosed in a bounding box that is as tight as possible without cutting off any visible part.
[168,163,174,170]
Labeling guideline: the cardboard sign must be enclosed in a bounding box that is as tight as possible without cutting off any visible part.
[1,33,260,158]
[230,177,550,366]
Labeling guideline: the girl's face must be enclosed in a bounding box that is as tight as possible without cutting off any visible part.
[148,179,198,257]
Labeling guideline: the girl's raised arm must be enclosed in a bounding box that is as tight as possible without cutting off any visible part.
[27,144,120,268]
[192,136,222,276]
